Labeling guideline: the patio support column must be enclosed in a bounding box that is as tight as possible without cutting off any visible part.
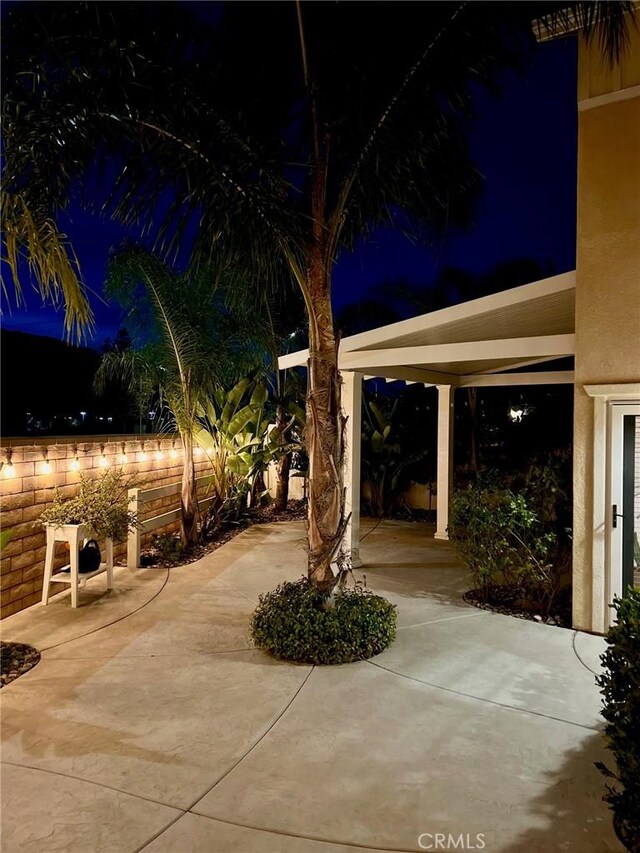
[342,370,362,567]
[434,384,454,540]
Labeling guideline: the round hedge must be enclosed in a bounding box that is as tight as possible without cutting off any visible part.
[250,577,397,665]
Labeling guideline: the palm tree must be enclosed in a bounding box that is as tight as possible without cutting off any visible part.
[95,246,263,545]
[2,1,635,591]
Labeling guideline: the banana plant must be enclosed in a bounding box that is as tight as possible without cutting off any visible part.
[195,378,301,527]
[362,395,429,518]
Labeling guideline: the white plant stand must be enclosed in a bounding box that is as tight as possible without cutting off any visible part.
[42,524,114,608]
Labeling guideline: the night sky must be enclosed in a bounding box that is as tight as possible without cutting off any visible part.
[1,19,577,347]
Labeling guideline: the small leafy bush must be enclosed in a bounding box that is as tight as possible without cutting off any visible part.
[450,480,553,605]
[151,532,185,561]
[449,461,570,614]
[597,590,640,851]
[41,469,137,542]
[251,577,397,665]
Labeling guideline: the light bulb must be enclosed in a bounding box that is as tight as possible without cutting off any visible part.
[42,460,52,475]
[4,464,15,478]
[70,457,81,472]
[139,451,148,462]
[99,455,109,468]
[170,447,178,459]
[155,450,164,461]
[509,407,524,423]
[119,452,128,464]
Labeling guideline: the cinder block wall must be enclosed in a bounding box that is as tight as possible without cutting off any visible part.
[0,435,210,618]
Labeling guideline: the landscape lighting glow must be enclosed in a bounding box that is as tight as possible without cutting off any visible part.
[40,448,53,474]
[4,450,15,478]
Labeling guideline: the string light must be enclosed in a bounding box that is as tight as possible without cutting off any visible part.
[4,449,15,478]
[155,441,164,462]
[98,445,109,468]
[41,449,52,475]
[69,444,81,472]
[170,443,178,460]
[119,443,128,465]
[139,442,148,462]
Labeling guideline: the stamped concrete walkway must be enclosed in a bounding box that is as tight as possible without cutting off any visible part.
[0,520,620,852]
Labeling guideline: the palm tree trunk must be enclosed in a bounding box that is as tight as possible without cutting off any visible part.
[306,250,345,592]
[180,431,200,545]
[274,402,291,513]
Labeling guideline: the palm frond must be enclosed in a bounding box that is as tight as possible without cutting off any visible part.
[532,2,636,65]
[1,190,93,340]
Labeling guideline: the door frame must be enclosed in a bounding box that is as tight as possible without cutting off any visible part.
[584,384,640,633]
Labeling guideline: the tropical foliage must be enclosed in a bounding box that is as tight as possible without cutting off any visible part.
[195,377,304,531]
[1,190,93,340]
[95,246,263,545]
[596,589,640,852]
[361,391,431,517]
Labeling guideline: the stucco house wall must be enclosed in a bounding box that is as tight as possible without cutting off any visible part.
[572,30,640,630]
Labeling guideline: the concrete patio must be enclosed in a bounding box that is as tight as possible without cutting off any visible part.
[0,520,620,852]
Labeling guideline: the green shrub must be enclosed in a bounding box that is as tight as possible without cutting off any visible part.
[151,532,185,561]
[449,468,563,613]
[596,589,640,851]
[251,578,397,665]
[449,482,555,600]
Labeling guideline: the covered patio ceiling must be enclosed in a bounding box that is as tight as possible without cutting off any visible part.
[278,271,576,558]
[279,270,576,387]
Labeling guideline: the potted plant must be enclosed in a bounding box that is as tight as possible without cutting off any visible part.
[41,469,138,542]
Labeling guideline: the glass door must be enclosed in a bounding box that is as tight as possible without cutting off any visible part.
[609,404,640,607]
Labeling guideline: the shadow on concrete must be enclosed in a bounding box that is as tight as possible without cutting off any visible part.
[502,733,621,852]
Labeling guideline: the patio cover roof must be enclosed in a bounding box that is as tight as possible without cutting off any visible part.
[279,271,576,387]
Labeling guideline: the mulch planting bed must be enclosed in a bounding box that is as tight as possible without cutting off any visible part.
[139,499,308,569]
[463,585,572,628]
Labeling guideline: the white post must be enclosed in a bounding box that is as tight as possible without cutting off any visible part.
[342,370,363,567]
[127,488,141,569]
[69,525,81,609]
[434,384,454,540]
[105,538,114,590]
